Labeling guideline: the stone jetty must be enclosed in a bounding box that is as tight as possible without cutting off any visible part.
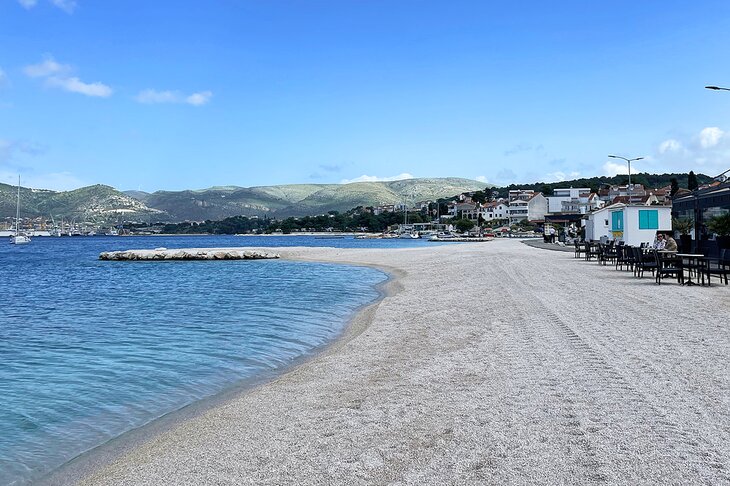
[99,248,280,261]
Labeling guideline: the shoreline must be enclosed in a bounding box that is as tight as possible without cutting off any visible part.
[39,240,730,484]
[38,252,399,486]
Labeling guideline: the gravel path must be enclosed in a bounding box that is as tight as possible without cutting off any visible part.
[68,239,729,485]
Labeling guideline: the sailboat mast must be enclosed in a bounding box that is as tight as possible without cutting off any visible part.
[16,176,21,234]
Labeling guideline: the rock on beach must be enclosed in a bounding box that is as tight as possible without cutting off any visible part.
[99,248,280,261]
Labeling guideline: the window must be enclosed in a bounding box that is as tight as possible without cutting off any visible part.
[611,211,624,231]
[638,210,658,229]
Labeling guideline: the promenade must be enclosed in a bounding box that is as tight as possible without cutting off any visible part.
[66,239,729,485]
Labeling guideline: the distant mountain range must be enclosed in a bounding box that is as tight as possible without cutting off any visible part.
[0,178,487,223]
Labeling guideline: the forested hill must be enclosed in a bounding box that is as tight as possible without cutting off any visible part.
[490,172,713,196]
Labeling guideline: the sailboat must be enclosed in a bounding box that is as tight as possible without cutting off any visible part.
[10,176,31,245]
[398,194,420,238]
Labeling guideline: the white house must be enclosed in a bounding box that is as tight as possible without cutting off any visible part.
[547,188,591,213]
[481,200,509,222]
[585,203,672,246]
[508,190,548,224]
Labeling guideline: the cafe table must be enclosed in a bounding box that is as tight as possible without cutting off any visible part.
[676,253,707,286]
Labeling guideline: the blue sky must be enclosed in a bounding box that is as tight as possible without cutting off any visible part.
[1,1,730,192]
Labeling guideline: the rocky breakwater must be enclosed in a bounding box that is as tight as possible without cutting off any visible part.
[99,248,280,261]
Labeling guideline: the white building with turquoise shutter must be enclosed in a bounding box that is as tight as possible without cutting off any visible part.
[585,203,672,246]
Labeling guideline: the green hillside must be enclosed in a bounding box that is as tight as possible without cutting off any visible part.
[0,183,162,222]
[124,178,487,220]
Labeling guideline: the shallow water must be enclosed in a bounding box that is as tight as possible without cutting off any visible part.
[0,235,404,485]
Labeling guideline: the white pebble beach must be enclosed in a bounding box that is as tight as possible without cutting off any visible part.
[55,239,729,484]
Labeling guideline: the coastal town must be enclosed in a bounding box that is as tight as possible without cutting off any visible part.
[4,2,730,485]
[5,173,729,252]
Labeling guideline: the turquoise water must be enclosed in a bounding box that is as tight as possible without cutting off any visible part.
[0,236,401,485]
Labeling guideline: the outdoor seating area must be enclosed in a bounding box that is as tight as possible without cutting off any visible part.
[574,240,730,286]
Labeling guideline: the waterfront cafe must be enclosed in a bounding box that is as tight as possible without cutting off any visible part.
[584,203,672,247]
[672,179,730,256]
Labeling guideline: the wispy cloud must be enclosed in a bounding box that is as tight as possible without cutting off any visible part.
[475,175,488,183]
[46,76,112,97]
[504,142,544,157]
[494,169,518,185]
[50,0,77,13]
[340,173,414,184]
[319,164,343,173]
[24,56,112,97]
[17,0,38,9]
[17,0,77,13]
[135,89,213,106]
[0,67,7,86]
[23,57,70,78]
[0,138,47,163]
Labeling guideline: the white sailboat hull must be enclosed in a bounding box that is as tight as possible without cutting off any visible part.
[10,235,31,245]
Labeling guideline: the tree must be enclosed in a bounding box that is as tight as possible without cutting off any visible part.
[472,191,487,204]
[688,171,698,191]
[454,218,475,233]
[670,178,679,197]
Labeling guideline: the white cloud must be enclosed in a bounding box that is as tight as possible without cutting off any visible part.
[135,89,178,104]
[698,127,724,148]
[24,56,111,97]
[340,173,414,184]
[475,175,488,183]
[602,161,632,177]
[50,0,77,13]
[185,91,212,106]
[545,171,580,182]
[651,126,730,178]
[17,0,37,9]
[46,76,112,97]
[23,57,70,78]
[135,89,213,106]
[658,139,683,154]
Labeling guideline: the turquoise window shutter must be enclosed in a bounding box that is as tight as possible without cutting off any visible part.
[639,210,659,229]
[611,211,623,231]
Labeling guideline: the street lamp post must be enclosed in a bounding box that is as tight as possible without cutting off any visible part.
[608,154,644,188]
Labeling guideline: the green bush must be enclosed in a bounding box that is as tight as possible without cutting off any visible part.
[708,213,730,237]
[672,217,694,235]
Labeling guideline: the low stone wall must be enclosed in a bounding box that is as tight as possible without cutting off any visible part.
[99,248,280,261]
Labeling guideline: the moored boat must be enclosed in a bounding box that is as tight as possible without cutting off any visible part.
[10,176,31,245]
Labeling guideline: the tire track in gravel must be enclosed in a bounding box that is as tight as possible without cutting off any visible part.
[539,252,730,481]
[492,248,728,484]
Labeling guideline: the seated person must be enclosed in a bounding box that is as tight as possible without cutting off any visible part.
[654,233,666,249]
[664,233,678,251]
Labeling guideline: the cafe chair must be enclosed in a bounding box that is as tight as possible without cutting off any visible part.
[654,251,683,285]
[707,249,730,286]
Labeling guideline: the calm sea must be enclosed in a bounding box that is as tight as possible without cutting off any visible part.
[0,235,429,485]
